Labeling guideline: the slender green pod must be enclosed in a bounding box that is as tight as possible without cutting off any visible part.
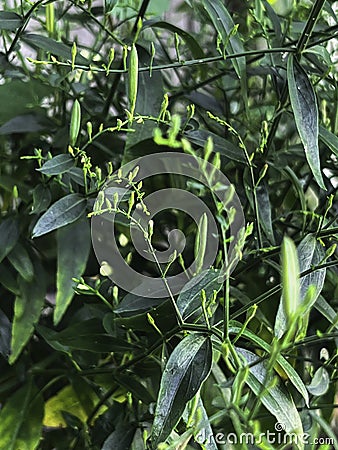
[69,99,81,146]
[128,44,138,121]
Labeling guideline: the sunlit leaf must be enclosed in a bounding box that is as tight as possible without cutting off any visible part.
[0,381,44,450]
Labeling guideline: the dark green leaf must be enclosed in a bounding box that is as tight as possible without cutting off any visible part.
[54,218,91,325]
[151,334,212,448]
[0,308,11,358]
[0,114,51,135]
[287,54,325,189]
[23,34,88,64]
[30,185,52,215]
[0,218,19,264]
[185,129,245,163]
[256,182,275,244]
[315,295,338,330]
[113,374,155,404]
[0,263,19,295]
[102,424,136,450]
[37,154,75,176]
[0,11,22,30]
[37,320,136,354]
[7,243,34,282]
[177,269,222,320]
[0,80,52,123]
[114,293,163,315]
[10,264,47,364]
[319,125,338,158]
[143,20,204,59]
[32,193,87,238]
[0,381,44,450]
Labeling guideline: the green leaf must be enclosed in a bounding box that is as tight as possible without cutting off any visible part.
[319,125,338,158]
[32,193,87,238]
[256,182,275,244]
[0,263,19,295]
[7,242,34,282]
[184,129,246,163]
[287,54,325,190]
[228,323,309,406]
[114,293,163,315]
[0,113,51,135]
[10,264,46,364]
[202,0,246,81]
[102,424,136,450]
[0,218,19,264]
[151,333,212,448]
[177,269,222,320]
[184,397,218,450]
[37,320,136,354]
[0,381,44,450]
[0,11,22,30]
[30,185,52,215]
[315,295,338,330]
[54,218,91,325]
[237,348,304,438]
[297,235,326,304]
[37,154,75,176]
[23,34,88,64]
[113,374,155,404]
[0,80,52,124]
[143,20,204,59]
[307,367,330,396]
[0,308,11,358]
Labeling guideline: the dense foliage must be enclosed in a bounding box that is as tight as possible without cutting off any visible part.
[0,0,337,449]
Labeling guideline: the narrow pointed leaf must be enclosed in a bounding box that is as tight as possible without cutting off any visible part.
[37,154,75,176]
[7,243,34,282]
[0,218,19,264]
[287,54,325,189]
[228,323,309,406]
[54,218,91,325]
[0,11,22,30]
[319,125,338,158]
[0,381,44,450]
[237,348,303,438]
[177,269,222,320]
[151,334,212,448]
[10,264,46,364]
[202,0,245,81]
[32,194,86,238]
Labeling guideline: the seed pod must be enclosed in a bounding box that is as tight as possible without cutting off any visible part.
[69,99,81,146]
[128,44,138,121]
